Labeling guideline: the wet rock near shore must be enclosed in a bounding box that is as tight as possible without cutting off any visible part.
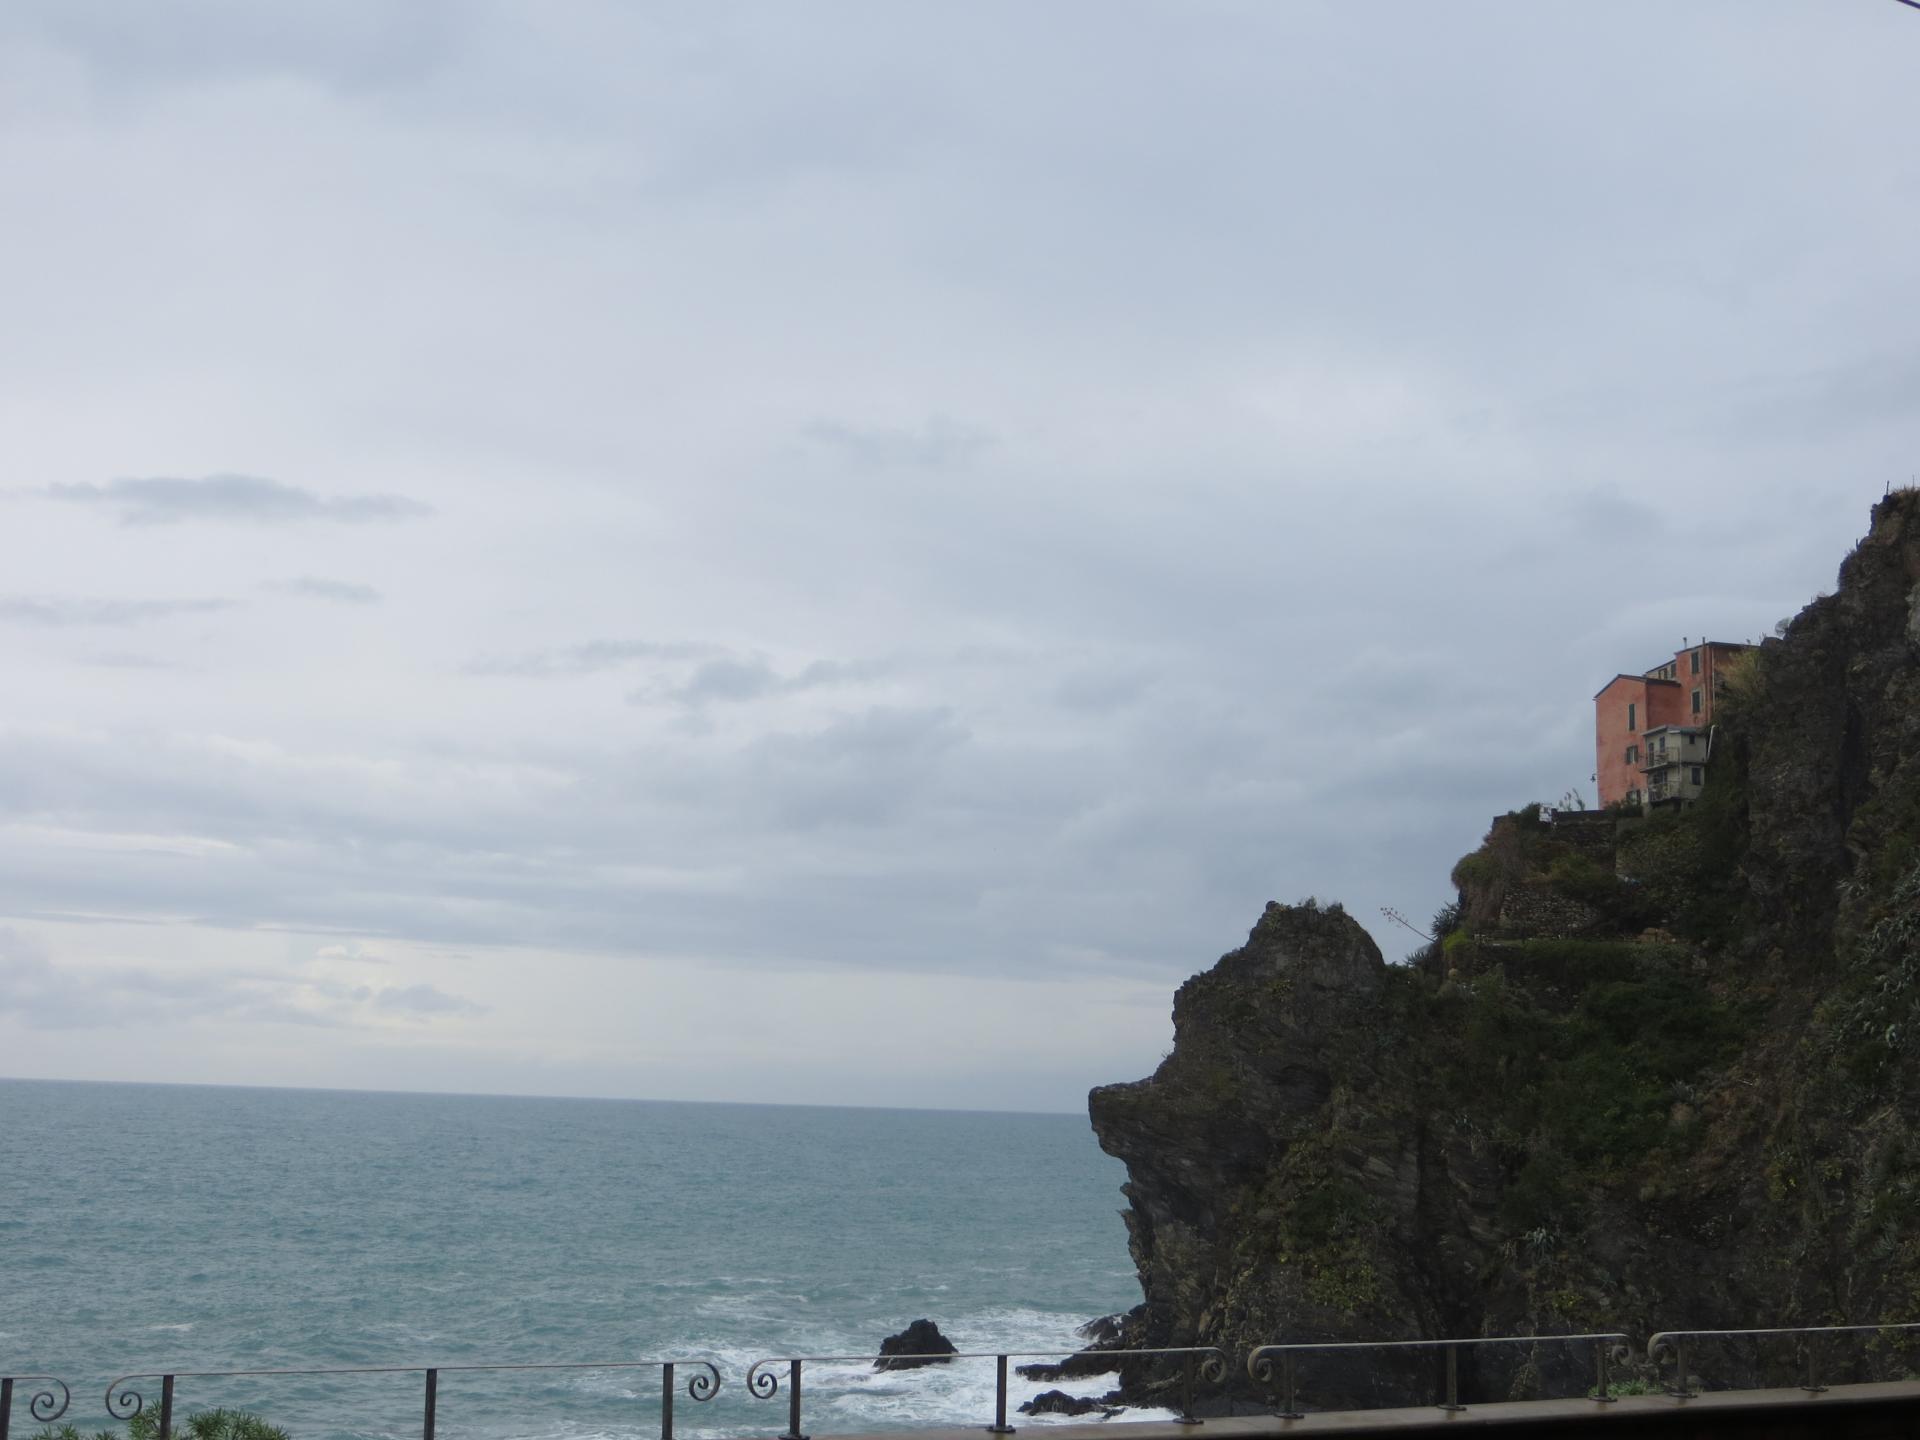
[1018,1389,1125,1418]
[874,1318,957,1370]
[1014,1351,1119,1382]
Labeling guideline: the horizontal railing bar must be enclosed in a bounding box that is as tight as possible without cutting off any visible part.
[1250,1332,1628,1357]
[1650,1322,1920,1353]
[104,1358,717,1383]
[746,1346,1224,1366]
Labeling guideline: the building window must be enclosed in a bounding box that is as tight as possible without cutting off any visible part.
[1690,766,1704,786]
[1691,689,1702,716]
[1691,649,1701,675]
[1628,702,1636,732]
[1626,745,1638,763]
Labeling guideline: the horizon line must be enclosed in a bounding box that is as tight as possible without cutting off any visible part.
[0,1071,1089,1120]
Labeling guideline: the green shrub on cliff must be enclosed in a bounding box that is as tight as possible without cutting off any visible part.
[1258,1146,1388,1316]
[1816,857,1920,1086]
[1433,955,1744,1179]
[1610,745,1749,946]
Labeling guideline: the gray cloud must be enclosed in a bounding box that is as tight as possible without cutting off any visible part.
[0,596,233,626]
[803,417,995,471]
[45,475,431,526]
[2,1,460,96]
[81,652,188,670]
[0,925,483,1031]
[265,576,383,605]
[632,654,893,708]
[1,0,1915,1106]
[466,640,722,677]
[372,982,485,1018]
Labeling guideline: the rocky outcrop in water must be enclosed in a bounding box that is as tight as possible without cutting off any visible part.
[1086,492,1920,1411]
[874,1318,957,1369]
[1018,1388,1123,1417]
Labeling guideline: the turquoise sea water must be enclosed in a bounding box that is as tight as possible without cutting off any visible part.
[0,1080,1145,1439]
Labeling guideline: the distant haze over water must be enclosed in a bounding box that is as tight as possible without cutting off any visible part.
[0,1079,1146,1437]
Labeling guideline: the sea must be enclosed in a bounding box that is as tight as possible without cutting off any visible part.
[0,1080,1150,1440]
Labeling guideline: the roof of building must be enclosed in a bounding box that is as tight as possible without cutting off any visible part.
[1639,639,1758,675]
[1593,673,1682,701]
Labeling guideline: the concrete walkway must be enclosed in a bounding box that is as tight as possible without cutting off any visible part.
[823,1380,1920,1438]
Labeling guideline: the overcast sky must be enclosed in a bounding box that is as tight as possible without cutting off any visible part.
[1,1,1915,1112]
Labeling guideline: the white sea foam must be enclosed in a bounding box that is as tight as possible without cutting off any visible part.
[699,1304,1179,1431]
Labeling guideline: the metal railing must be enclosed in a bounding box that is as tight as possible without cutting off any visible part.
[16,1322,1920,1437]
[95,1359,719,1440]
[1246,1333,1631,1419]
[743,1347,1227,1437]
[1648,1322,1920,1399]
[1,1377,71,1440]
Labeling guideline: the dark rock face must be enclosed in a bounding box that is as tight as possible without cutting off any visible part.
[1089,901,1444,1410]
[1743,495,1920,951]
[1015,1351,1120,1382]
[1087,494,1920,1412]
[874,1319,957,1370]
[1018,1389,1123,1418]
[1077,1313,1127,1347]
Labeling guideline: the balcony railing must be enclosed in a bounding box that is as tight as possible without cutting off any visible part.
[11,1322,1920,1437]
[78,1359,720,1440]
[1648,1321,1920,1398]
[1246,1333,1629,1418]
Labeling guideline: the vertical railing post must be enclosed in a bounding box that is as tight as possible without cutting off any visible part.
[2,1375,14,1440]
[159,1376,175,1440]
[1280,1353,1301,1421]
[661,1362,675,1440]
[778,1360,807,1440]
[1668,1339,1692,1399]
[1440,1346,1462,1413]
[423,1368,438,1440]
[986,1354,1014,1434]
[1801,1341,1825,1396]
[1175,1351,1200,1425]
[1593,1340,1615,1403]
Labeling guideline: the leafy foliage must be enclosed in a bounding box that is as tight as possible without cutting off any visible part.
[34,1412,288,1440]
[1612,752,1749,946]
[1420,952,1747,1228]
[1816,857,1920,1085]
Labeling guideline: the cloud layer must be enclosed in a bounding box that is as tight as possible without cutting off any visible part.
[1,0,1915,1108]
[45,476,431,526]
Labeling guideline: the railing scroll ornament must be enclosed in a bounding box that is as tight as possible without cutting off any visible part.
[2,1376,73,1440]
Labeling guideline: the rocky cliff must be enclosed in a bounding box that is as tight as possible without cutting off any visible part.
[1087,490,1920,1410]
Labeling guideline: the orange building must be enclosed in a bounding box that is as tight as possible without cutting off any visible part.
[1593,640,1754,809]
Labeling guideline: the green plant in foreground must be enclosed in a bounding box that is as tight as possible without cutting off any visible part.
[34,1411,288,1440]
[1590,1377,1665,1398]
[30,1424,119,1440]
